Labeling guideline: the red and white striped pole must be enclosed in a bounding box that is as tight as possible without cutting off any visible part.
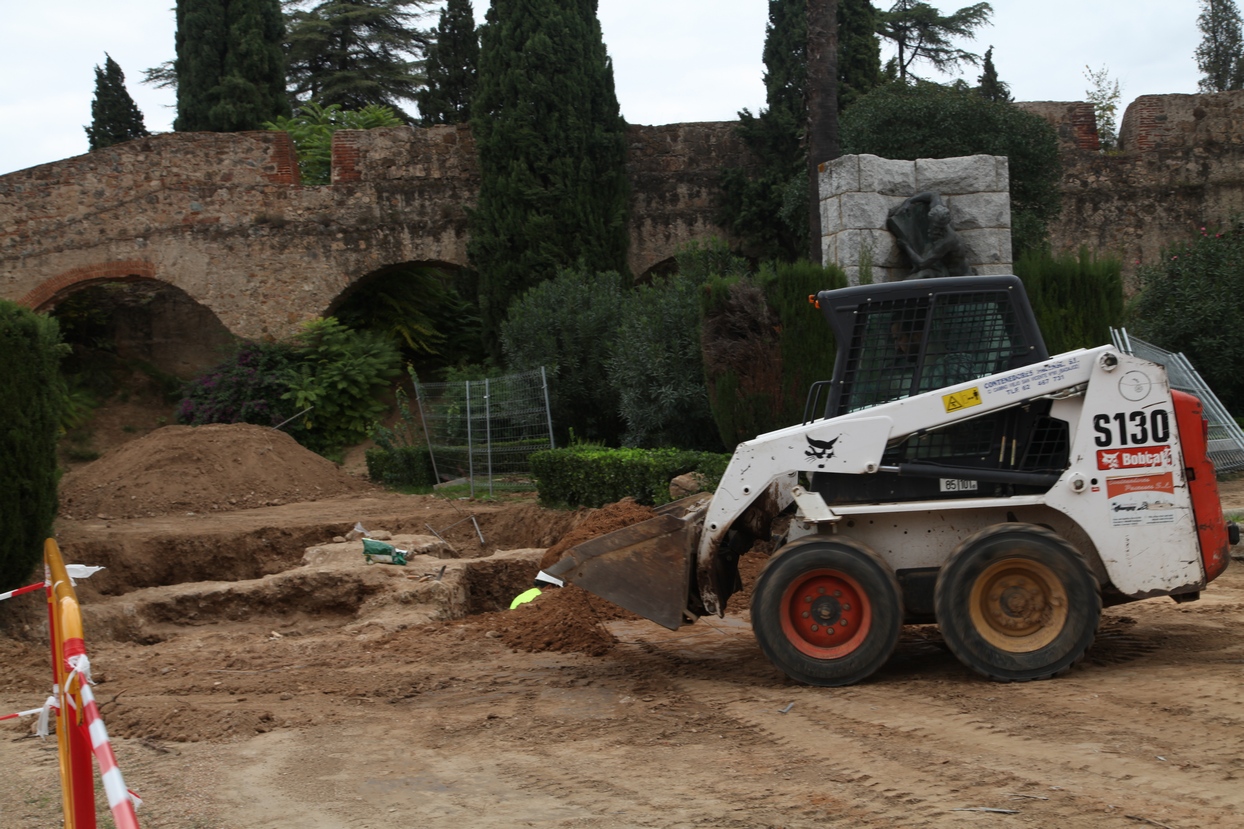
[0,582,43,602]
[68,657,140,829]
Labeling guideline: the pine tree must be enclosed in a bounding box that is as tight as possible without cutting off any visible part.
[286,0,433,121]
[876,0,993,83]
[85,54,150,150]
[837,0,881,111]
[174,0,290,131]
[718,0,808,263]
[976,45,1011,102]
[468,0,630,357]
[1196,0,1244,92]
[416,0,478,125]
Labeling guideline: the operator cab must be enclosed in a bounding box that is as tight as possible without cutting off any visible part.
[805,276,1070,506]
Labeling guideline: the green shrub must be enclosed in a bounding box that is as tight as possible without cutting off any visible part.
[365,445,436,487]
[701,259,846,449]
[501,268,629,445]
[608,274,720,450]
[0,301,66,591]
[265,103,403,185]
[841,82,1061,258]
[177,317,401,455]
[1015,247,1123,356]
[177,341,297,427]
[282,318,403,454]
[531,445,731,508]
[1130,224,1244,412]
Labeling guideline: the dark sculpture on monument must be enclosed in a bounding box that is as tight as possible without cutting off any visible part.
[885,192,975,280]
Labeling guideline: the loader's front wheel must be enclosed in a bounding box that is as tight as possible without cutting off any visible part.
[751,538,902,687]
[935,524,1100,682]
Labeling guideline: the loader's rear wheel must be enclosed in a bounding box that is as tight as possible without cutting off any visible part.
[751,538,901,687]
[935,524,1100,682]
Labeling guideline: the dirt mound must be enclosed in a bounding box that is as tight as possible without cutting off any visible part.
[483,586,616,656]
[59,423,375,519]
[538,498,657,569]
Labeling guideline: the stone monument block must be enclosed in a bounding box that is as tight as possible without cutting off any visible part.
[821,153,1013,284]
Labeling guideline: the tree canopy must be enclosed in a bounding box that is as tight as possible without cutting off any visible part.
[174,0,290,131]
[85,54,150,150]
[469,0,630,357]
[1196,0,1244,92]
[875,0,992,83]
[285,0,433,120]
[841,82,1060,258]
[415,0,478,124]
[976,46,1010,102]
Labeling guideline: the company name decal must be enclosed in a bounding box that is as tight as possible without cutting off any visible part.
[1096,445,1172,471]
[1106,473,1174,499]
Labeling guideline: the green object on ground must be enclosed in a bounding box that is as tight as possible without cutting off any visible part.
[510,588,542,609]
[362,538,407,566]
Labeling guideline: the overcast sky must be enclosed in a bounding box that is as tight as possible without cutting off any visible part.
[0,0,1206,177]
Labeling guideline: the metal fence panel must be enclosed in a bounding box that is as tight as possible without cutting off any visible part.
[1110,328,1244,473]
[414,368,555,496]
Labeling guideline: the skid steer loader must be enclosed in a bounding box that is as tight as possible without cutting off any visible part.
[544,275,1238,686]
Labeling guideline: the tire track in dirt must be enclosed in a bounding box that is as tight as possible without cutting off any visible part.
[683,675,1244,827]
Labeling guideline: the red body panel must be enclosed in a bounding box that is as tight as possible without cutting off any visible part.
[1172,390,1231,582]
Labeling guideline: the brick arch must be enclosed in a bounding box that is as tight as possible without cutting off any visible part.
[323,259,471,318]
[21,259,159,311]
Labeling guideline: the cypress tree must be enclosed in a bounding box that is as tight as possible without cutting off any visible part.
[806,0,840,262]
[416,0,478,125]
[0,301,65,592]
[175,0,289,131]
[718,0,808,263]
[976,46,1011,102]
[286,0,433,120]
[469,0,629,357]
[837,0,882,111]
[85,54,150,150]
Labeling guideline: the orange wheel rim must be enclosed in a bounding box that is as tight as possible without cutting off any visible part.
[968,557,1068,653]
[778,569,872,658]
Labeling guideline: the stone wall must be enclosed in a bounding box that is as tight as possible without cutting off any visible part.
[0,121,749,340]
[1051,91,1244,284]
[821,154,1012,284]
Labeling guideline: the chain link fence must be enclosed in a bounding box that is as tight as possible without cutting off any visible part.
[414,368,555,497]
[1111,328,1244,473]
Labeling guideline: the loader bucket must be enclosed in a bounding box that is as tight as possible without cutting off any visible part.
[543,495,708,631]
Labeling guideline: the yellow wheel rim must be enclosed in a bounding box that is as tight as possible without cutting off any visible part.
[968,557,1068,653]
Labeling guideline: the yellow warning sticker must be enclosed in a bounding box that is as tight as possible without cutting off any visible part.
[942,387,982,413]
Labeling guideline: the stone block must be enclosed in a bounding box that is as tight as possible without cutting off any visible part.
[857,155,917,196]
[960,228,1012,267]
[834,229,901,270]
[947,192,1011,230]
[840,192,895,230]
[822,231,838,265]
[818,163,834,202]
[822,196,843,234]
[915,155,1000,194]
[825,155,860,198]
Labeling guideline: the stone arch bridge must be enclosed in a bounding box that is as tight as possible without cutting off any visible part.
[0,123,747,341]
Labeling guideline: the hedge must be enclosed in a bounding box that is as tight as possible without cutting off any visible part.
[365,445,436,488]
[531,446,730,508]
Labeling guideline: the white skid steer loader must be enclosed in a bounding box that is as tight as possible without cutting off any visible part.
[544,275,1238,686]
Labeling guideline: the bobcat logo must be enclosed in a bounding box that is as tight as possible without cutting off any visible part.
[1100,451,1120,469]
[805,435,840,463]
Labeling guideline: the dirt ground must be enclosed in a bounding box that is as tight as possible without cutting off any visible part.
[3,429,1244,828]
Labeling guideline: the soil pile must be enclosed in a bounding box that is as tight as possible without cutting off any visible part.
[538,498,658,569]
[487,587,616,656]
[59,423,376,519]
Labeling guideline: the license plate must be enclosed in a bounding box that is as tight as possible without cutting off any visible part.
[939,478,979,493]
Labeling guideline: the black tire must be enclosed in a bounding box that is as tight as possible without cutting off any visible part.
[751,537,902,687]
[934,523,1100,682]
